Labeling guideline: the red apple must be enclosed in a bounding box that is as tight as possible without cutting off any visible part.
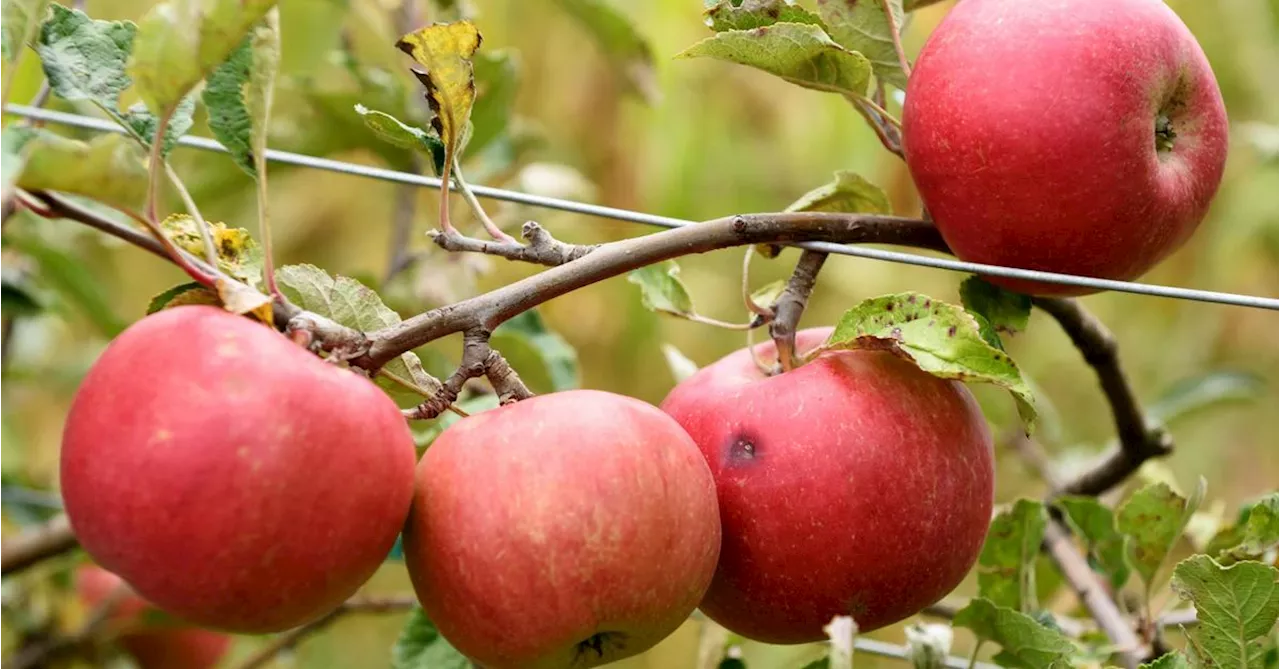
[902,0,1228,296]
[660,328,994,644]
[60,305,416,633]
[75,564,231,669]
[403,389,721,669]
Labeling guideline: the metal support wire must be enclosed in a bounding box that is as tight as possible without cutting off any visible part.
[6,103,1277,311]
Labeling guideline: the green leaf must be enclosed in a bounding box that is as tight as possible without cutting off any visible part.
[2,0,51,65]
[245,9,280,182]
[677,22,872,99]
[353,104,446,169]
[749,279,788,309]
[977,499,1047,612]
[34,4,193,157]
[785,170,891,214]
[1,126,38,198]
[1140,652,1192,669]
[5,235,124,338]
[392,605,470,669]
[815,0,907,89]
[1171,555,1279,669]
[203,36,255,175]
[276,264,441,408]
[1147,371,1266,428]
[952,599,1077,669]
[819,292,1037,430]
[146,281,219,313]
[705,0,826,32]
[661,343,700,384]
[36,4,134,111]
[1,267,46,317]
[1056,496,1130,590]
[959,276,1031,334]
[128,0,277,114]
[627,260,695,316]
[17,131,148,210]
[490,309,581,394]
[1117,479,1207,596]
[1209,493,1280,565]
[552,0,658,102]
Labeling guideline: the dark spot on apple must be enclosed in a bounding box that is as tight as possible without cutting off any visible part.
[575,631,629,664]
[726,433,759,464]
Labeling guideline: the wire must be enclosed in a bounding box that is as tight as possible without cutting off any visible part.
[6,104,1277,311]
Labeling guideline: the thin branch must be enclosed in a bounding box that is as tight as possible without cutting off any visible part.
[453,158,516,243]
[769,250,828,373]
[404,330,532,419]
[431,220,597,267]
[1033,298,1173,497]
[741,248,775,319]
[1044,520,1146,668]
[879,0,913,79]
[1,514,77,576]
[166,163,219,267]
[851,96,904,158]
[234,595,417,669]
[144,110,173,227]
[363,212,946,369]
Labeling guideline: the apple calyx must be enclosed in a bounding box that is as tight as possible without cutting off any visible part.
[1155,114,1177,153]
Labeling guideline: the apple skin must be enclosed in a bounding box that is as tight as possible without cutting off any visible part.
[902,0,1228,296]
[60,305,417,634]
[75,564,231,669]
[403,389,721,669]
[660,328,994,644]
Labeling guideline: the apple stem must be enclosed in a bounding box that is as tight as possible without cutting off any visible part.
[769,250,829,374]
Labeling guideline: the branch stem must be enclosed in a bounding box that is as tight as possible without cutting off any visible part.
[769,250,828,373]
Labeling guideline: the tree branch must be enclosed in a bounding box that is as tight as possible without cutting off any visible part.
[1044,520,1146,668]
[403,330,532,420]
[236,595,417,669]
[431,220,597,267]
[1032,298,1173,497]
[362,212,946,369]
[768,250,828,373]
[1,514,77,576]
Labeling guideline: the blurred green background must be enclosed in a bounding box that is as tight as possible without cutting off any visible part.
[1,0,1276,667]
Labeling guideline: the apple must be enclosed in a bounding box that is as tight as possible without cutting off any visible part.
[402,389,721,669]
[75,564,231,669]
[901,0,1228,296]
[660,328,994,644]
[60,305,417,633]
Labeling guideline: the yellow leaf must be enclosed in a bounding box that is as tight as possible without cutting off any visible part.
[215,278,273,324]
[395,21,481,164]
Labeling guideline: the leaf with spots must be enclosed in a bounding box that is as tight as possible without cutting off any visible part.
[160,214,264,287]
[785,170,891,214]
[815,0,907,89]
[628,260,695,317]
[1056,496,1130,591]
[395,21,481,191]
[1117,478,1207,598]
[952,598,1078,669]
[552,0,658,103]
[960,276,1031,337]
[677,22,872,99]
[977,499,1047,613]
[704,0,826,32]
[392,605,470,669]
[490,309,580,393]
[276,264,440,408]
[814,292,1037,431]
[1171,555,1278,669]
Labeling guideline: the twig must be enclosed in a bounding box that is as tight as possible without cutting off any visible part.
[741,248,775,319]
[879,0,913,79]
[431,220,597,267]
[1044,520,1146,668]
[235,595,417,669]
[404,330,532,419]
[851,95,904,158]
[453,158,516,243]
[166,163,219,267]
[1,514,77,576]
[769,250,828,373]
[362,212,946,369]
[1033,298,1174,497]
